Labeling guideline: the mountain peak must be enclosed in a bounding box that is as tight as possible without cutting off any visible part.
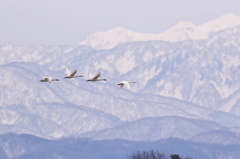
[79,27,134,50]
[171,21,197,30]
[199,13,240,33]
[79,27,156,50]
[217,13,240,21]
[107,26,133,33]
[158,21,202,41]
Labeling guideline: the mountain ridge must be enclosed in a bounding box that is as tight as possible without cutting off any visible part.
[79,13,240,50]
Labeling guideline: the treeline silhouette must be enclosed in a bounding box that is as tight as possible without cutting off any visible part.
[127,150,194,159]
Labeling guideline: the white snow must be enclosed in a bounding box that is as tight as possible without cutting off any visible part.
[79,27,157,50]
[79,13,240,50]
[115,51,136,74]
[199,13,240,34]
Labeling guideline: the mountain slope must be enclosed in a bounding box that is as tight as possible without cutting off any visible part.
[1,26,240,139]
[86,116,222,141]
[0,63,122,138]
[1,62,220,138]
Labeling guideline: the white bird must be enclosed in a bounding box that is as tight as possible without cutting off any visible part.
[64,68,83,78]
[87,72,107,82]
[117,81,136,89]
[40,77,59,83]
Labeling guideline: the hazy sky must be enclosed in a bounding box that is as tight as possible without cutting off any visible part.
[0,0,240,45]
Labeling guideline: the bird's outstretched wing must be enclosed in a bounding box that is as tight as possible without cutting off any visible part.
[92,72,101,80]
[69,69,77,77]
[123,81,131,89]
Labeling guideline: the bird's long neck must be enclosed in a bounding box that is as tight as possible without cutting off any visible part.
[128,82,136,83]
[99,79,107,81]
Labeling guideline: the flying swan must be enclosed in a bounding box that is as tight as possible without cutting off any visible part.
[65,68,83,78]
[40,77,60,83]
[117,81,136,89]
[87,72,107,82]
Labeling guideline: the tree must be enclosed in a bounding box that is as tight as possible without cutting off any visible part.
[170,154,180,159]
[128,150,167,159]
[128,150,193,159]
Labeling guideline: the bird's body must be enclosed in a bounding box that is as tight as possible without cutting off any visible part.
[40,77,59,83]
[65,68,83,78]
[87,72,107,81]
[117,81,136,89]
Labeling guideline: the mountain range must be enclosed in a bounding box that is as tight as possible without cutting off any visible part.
[79,13,240,50]
[0,13,240,158]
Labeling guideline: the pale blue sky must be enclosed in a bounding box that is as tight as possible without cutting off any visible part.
[0,0,240,45]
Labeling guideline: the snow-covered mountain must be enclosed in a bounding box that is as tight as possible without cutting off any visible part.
[1,13,240,158]
[78,27,158,50]
[79,13,240,50]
